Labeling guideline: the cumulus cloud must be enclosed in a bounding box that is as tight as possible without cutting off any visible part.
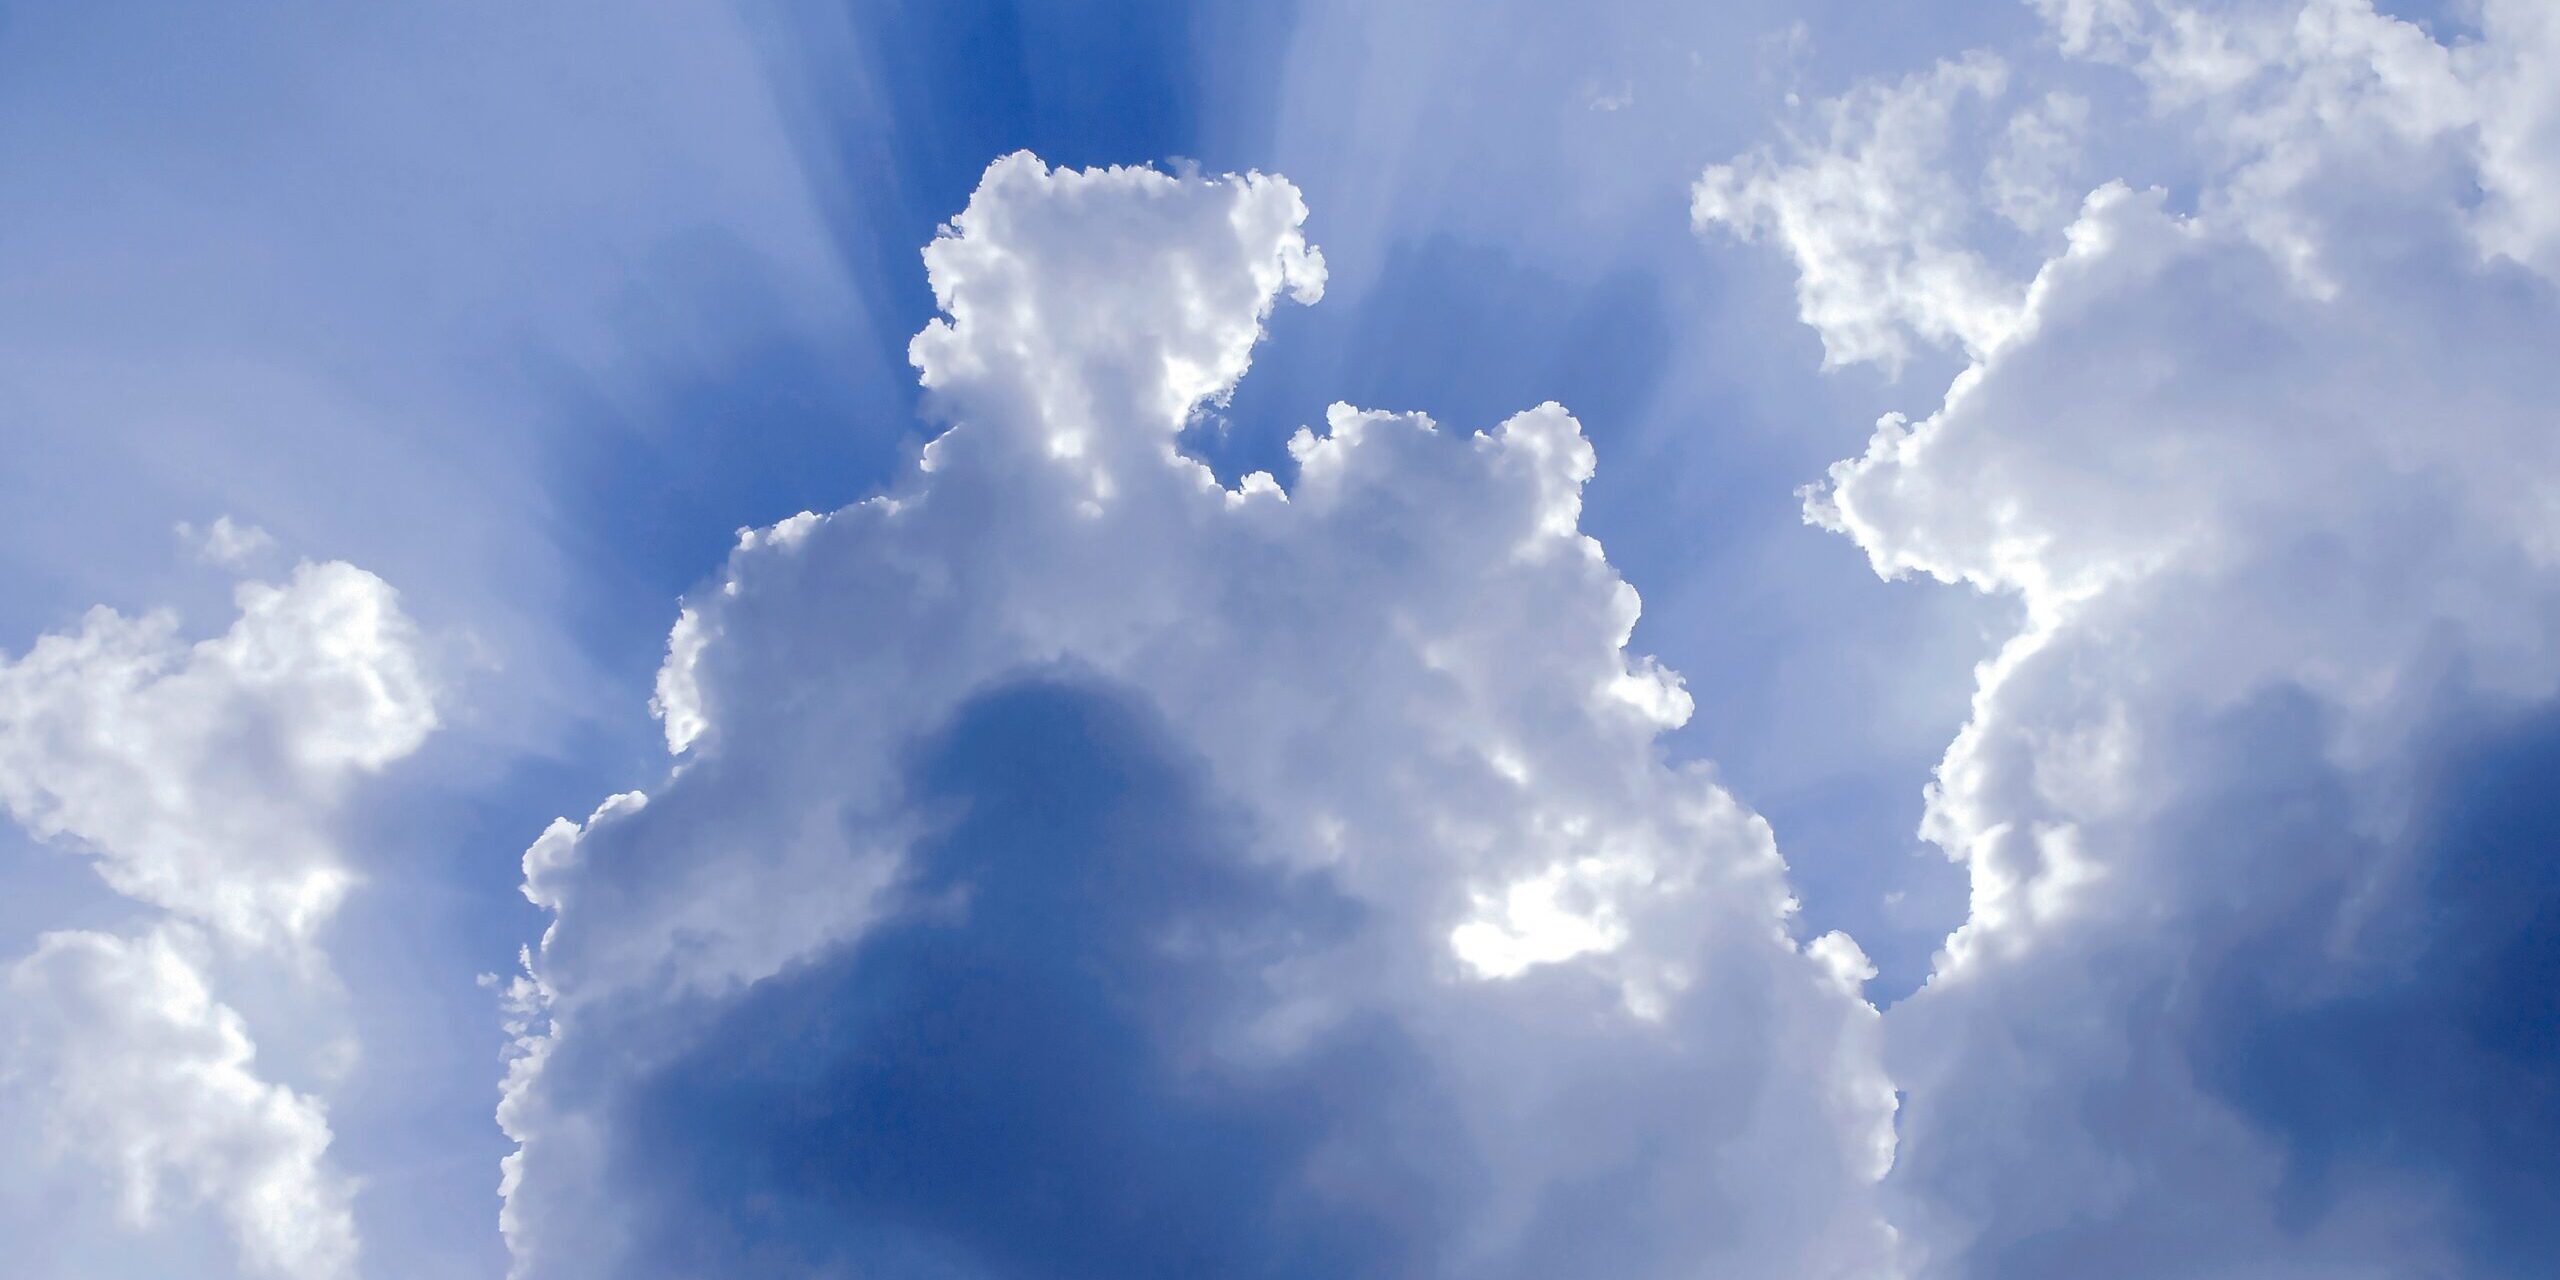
[4,927,356,1280]
[1692,52,2042,373]
[2027,0,2559,286]
[0,560,437,949]
[1707,0,2560,1274]
[501,153,1899,1279]
[0,554,438,1278]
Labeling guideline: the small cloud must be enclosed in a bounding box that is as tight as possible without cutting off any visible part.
[1586,79,1635,112]
[175,515,278,569]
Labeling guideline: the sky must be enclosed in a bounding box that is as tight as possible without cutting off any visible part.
[0,1,2553,1277]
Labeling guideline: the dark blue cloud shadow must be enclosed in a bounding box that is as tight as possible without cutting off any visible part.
[2192,690,2560,1275]
[614,674,1460,1279]
[1946,683,2560,1279]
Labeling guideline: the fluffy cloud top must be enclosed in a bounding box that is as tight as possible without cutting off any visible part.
[501,153,1898,1279]
[1693,52,2032,374]
[0,562,437,949]
[1705,1,2560,1274]
[0,556,437,1279]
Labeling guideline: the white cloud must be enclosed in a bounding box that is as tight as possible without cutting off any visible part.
[1696,0,2560,372]
[0,561,437,948]
[500,153,1899,1278]
[2463,0,2560,278]
[0,558,437,1278]
[1986,92,2090,234]
[1709,1,2560,1273]
[177,516,280,571]
[5,926,357,1280]
[1692,52,2039,373]
[2028,0,2556,288]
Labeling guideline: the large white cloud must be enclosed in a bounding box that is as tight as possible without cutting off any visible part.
[500,153,1900,1279]
[0,552,438,1279]
[1705,0,2560,1274]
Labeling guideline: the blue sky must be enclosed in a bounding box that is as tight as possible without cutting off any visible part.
[2,2,2556,1277]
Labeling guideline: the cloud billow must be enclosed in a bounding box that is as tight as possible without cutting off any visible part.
[499,154,1897,1279]
[1702,1,2560,1273]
